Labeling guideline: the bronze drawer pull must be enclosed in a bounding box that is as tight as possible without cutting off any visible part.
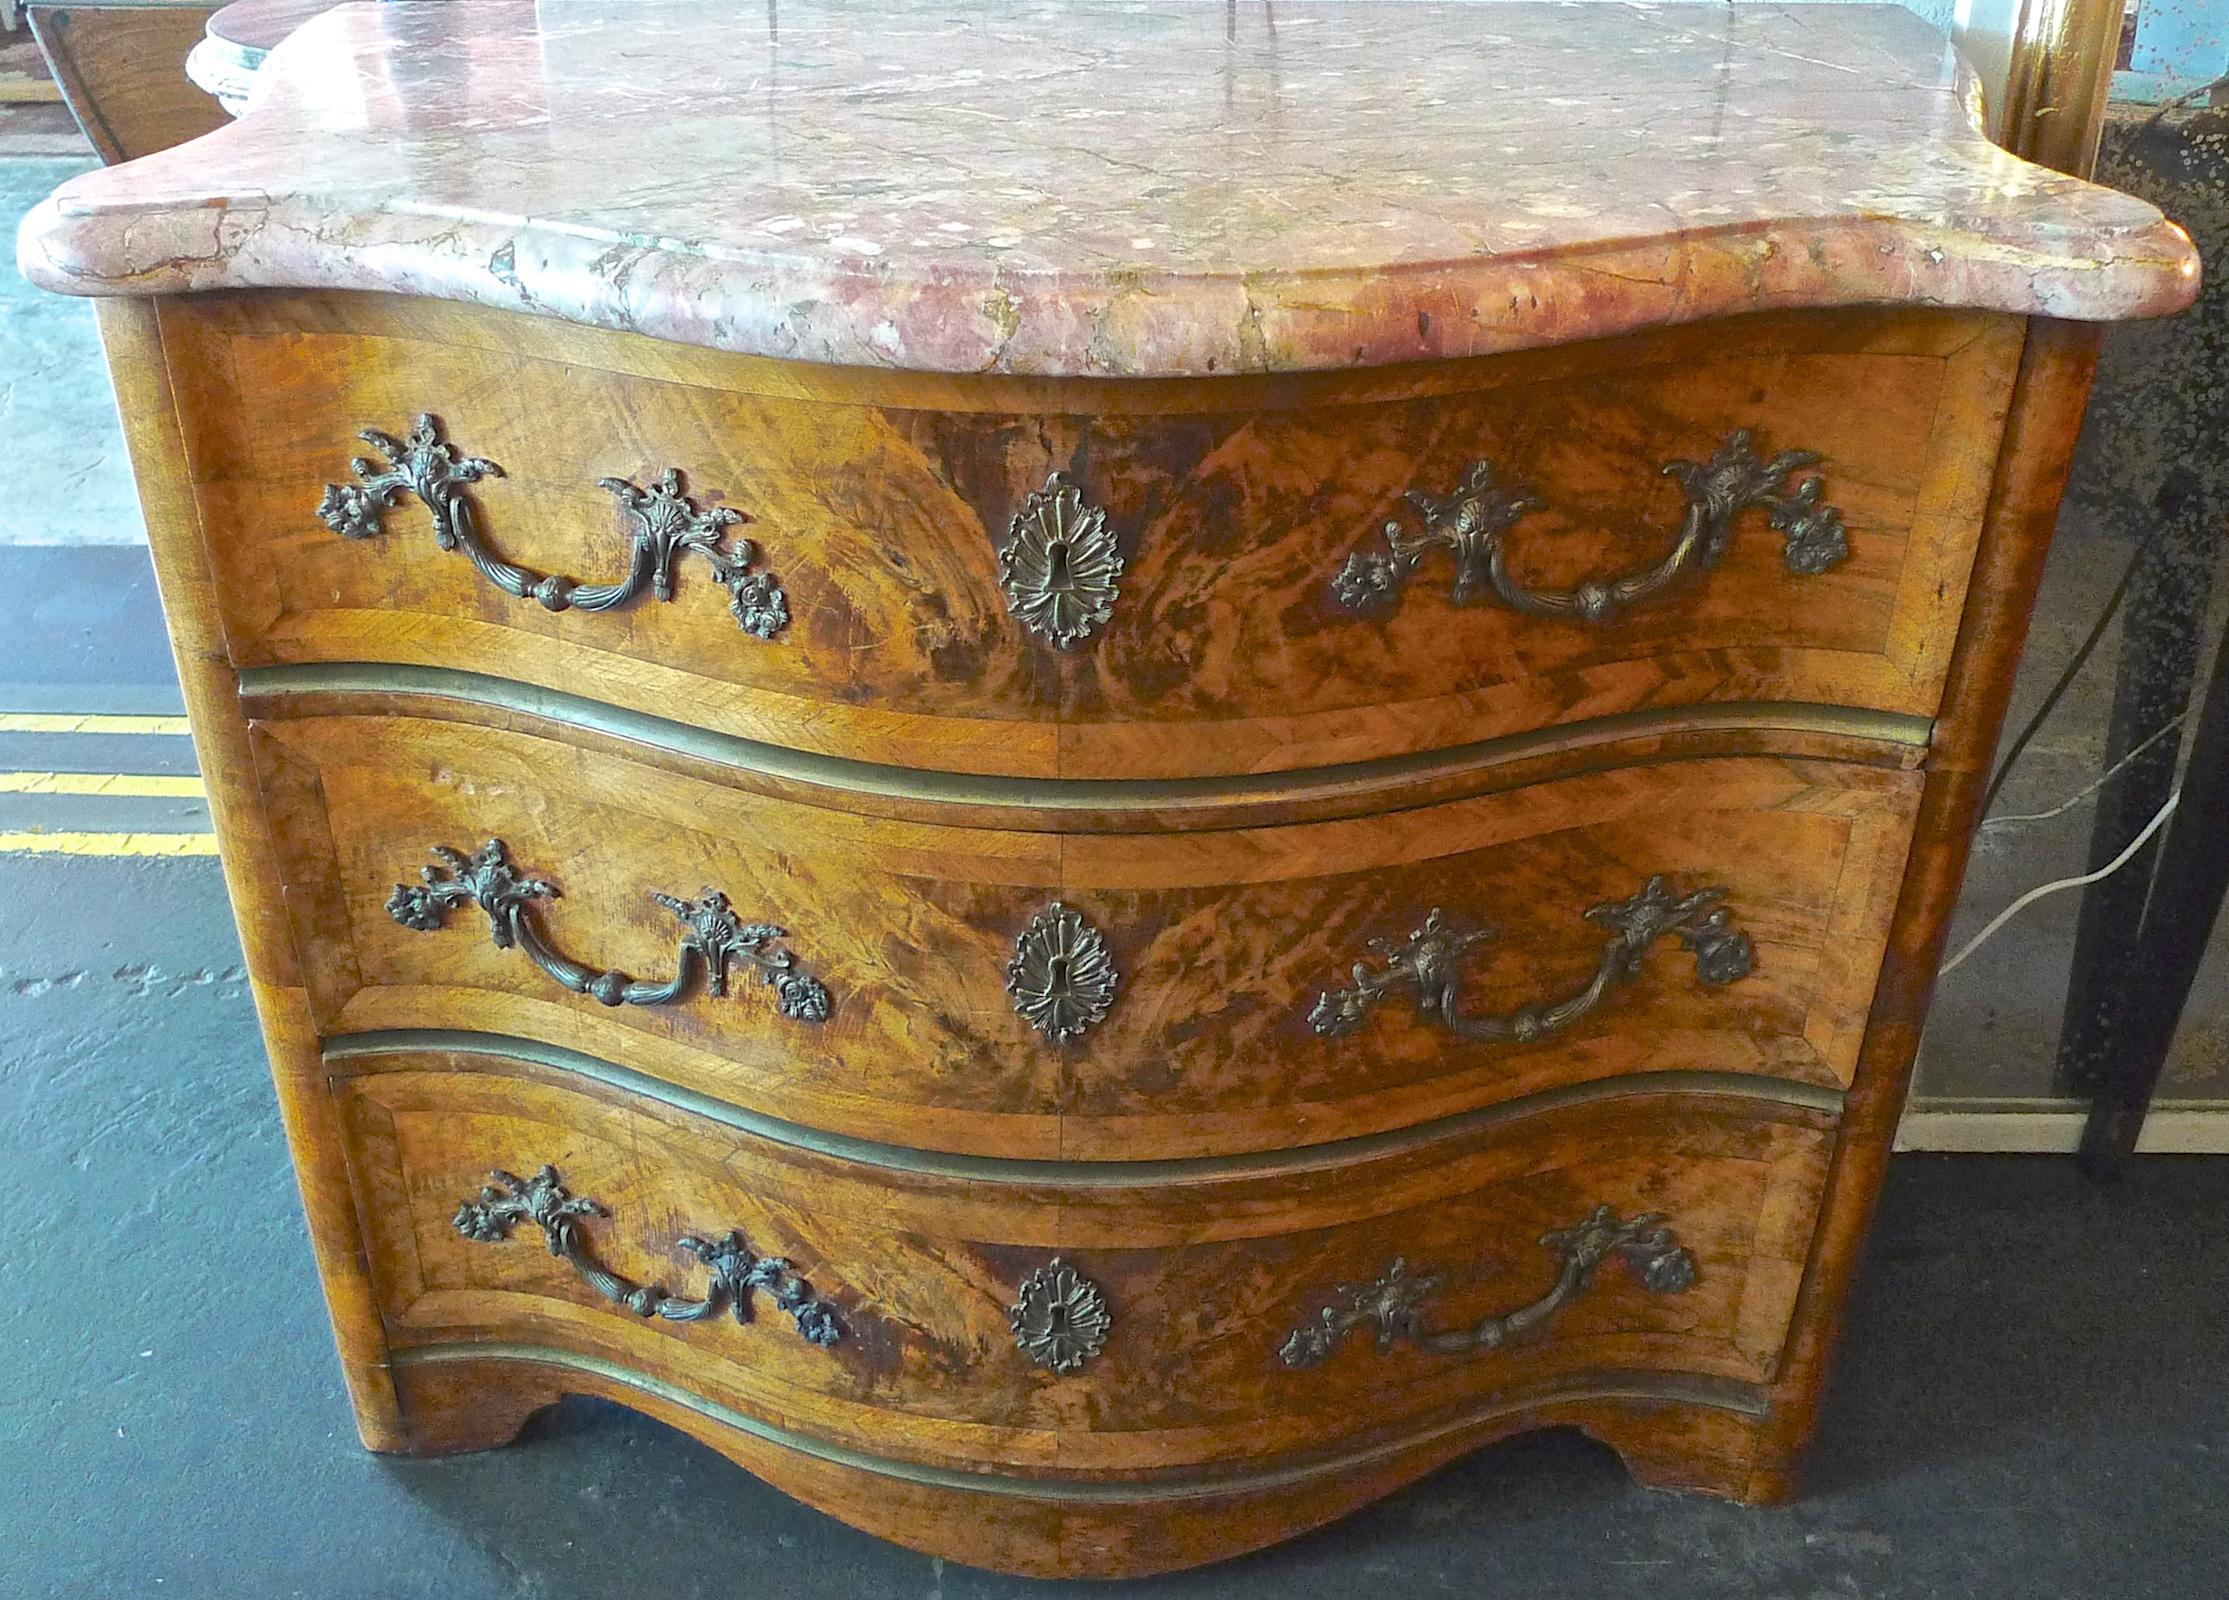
[1330,429,1847,621]
[1308,876,1752,1043]
[1277,1204,1696,1368]
[453,1164,843,1346]
[386,838,830,1020]
[317,415,790,638]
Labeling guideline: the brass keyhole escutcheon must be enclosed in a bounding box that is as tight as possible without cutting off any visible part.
[1009,1258,1111,1374]
[996,472,1123,648]
[1006,903,1118,1043]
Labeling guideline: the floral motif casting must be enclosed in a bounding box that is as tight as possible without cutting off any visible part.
[1308,876,1753,1044]
[1005,902,1119,1043]
[1008,1258,1113,1374]
[455,1165,843,1346]
[1332,429,1847,622]
[319,416,787,637]
[1278,1205,1697,1368]
[389,838,829,1020]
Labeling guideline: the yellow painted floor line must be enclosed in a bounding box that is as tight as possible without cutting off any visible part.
[0,831,219,857]
[0,713,194,736]
[0,772,207,798]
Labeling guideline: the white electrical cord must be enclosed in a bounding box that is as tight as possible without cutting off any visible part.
[1978,712,2189,832]
[1939,789,2182,977]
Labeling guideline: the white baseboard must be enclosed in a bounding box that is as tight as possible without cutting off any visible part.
[1896,1098,2229,1153]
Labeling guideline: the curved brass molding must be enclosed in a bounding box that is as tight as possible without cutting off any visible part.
[392,1341,1768,1500]
[453,1164,843,1346]
[318,415,788,637]
[1310,877,1753,1044]
[1278,1205,1697,1368]
[1331,430,1847,621]
[386,838,829,1020]
[236,663,1932,829]
[323,1029,1844,1188]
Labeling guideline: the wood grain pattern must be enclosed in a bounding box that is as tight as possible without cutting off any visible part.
[1744,320,2108,1501]
[386,1349,1772,1577]
[92,296,407,1450]
[157,292,2021,778]
[250,709,1914,1158]
[90,266,2107,1576]
[332,1046,1831,1476]
[25,5,225,165]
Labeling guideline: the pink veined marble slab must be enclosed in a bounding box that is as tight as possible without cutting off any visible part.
[16,0,2201,377]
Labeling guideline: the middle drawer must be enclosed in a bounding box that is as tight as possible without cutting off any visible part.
[253,710,1917,1159]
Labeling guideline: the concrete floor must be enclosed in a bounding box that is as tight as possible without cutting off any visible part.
[5,155,2229,1596]
[2,164,145,550]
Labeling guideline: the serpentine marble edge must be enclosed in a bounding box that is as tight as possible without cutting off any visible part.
[15,0,2201,376]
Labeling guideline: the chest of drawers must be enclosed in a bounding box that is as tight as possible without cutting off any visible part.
[19,0,2197,1578]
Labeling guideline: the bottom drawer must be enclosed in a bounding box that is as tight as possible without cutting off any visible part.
[334,1038,1835,1480]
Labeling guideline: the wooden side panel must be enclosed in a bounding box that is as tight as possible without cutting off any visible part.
[160,294,2020,778]
[26,5,225,165]
[91,297,406,1449]
[251,710,1915,1157]
[1746,321,2108,1497]
[334,1051,1833,1474]
[387,1351,1775,1577]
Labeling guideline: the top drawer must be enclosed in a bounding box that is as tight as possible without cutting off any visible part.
[160,295,2020,779]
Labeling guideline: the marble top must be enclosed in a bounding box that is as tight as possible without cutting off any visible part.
[17,0,2200,376]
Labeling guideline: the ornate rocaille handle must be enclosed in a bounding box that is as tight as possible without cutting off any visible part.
[1308,876,1753,1044]
[1277,1205,1696,1368]
[1331,429,1848,622]
[317,415,790,639]
[386,838,830,1020]
[454,1165,843,1347]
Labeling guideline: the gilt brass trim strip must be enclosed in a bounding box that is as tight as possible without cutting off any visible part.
[322,1027,1844,1186]
[389,1341,1768,1500]
[237,661,1931,817]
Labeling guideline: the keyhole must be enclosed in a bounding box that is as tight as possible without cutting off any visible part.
[1047,954,1072,993]
[1045,1303,1073,1334]
[1045,539,1075,593]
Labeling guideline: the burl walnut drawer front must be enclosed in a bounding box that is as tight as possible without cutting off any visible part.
[165,293,2019,779]
[252,710,1917,1159]
[333,1047,1833,1477]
